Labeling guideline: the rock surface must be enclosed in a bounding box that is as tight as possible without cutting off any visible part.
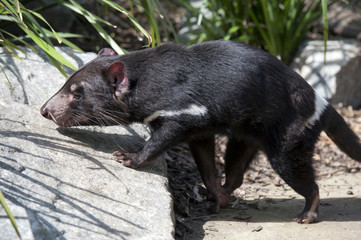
[291,40,361,102]
[332,55,361,108]
[0,47,174,240]
[327,1,361,40]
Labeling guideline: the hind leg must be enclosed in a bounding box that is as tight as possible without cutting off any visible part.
[266,133,320,223]
[223,138,259,195]
[188,136,227,213]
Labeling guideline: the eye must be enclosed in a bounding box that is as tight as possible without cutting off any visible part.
[73,94,82,101]
[71,85,84,101]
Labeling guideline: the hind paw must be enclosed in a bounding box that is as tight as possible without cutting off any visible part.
[295,211,318,224]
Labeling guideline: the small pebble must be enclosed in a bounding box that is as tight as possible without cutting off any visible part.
[252,226,263,232]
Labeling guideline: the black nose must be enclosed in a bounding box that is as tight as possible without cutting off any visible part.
[40,107,51,119]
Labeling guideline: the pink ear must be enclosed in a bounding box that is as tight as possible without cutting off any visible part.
[98,48,116,56]
[106,62,129,97]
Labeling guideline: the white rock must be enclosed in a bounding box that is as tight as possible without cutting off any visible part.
[291,40,361,100]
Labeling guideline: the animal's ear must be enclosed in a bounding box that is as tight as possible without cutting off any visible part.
[106,62,129,97]
[98,48,116,56]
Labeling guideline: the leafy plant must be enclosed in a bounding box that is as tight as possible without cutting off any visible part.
[0,0,176,77]
[180,0,254,43]
[180,0,330,65]
[0,0,150,76]
[1,0,78,76]
[250,0,327,64]
[139,0,179,47]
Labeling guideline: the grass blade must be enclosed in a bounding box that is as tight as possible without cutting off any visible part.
[0,33,24,61]
[26,8,62,44]
[61,0,124,54]
[0,29,38,53]
[144,0,161,46]
[45,51,69,78]
[97,0,152,46]
[0,191,21,239]
[20,25,77,70]
[155,0,179,43]
[0,0,28,29]
[41,29,84,52]
[322,0,328,63]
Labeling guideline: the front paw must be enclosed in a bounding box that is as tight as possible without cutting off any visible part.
[112,151,140,168]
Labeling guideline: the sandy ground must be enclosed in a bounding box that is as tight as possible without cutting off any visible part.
[185,172,361,240]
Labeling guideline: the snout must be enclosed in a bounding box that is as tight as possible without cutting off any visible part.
[40,106,51,120]
[40,104,60,125]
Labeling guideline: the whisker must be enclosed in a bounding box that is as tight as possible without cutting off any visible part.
[98,111,126,126]
[68,108,144,154]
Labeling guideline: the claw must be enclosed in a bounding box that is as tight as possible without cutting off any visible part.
[295,211,318,224]
[112,151,139,168]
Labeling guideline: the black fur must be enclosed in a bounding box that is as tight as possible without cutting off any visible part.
[41,40,361,223]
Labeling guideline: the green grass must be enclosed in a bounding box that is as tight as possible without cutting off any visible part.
[179,0,330,65]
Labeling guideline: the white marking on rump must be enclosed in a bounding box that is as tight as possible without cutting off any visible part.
[305,93,328,129]
[144,104,208,125]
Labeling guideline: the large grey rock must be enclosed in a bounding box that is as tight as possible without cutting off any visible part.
[332,55,361,108]
[0,47,96,106]
[291,40,361,102]
[328,1,361,40]
[0,47,174,239]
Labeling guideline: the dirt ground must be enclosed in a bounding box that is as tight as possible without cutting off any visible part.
[166,106,361,239]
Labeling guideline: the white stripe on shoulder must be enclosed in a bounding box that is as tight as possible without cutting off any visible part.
[305,93,328,129]
[144,104,208,125]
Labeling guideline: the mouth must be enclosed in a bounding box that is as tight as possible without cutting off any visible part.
[48,113,76,128]
[49,112,58,124]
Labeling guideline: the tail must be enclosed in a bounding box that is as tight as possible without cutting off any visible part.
[321,105,361,162]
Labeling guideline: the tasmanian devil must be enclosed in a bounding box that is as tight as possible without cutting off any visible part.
[40,40,361,223]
